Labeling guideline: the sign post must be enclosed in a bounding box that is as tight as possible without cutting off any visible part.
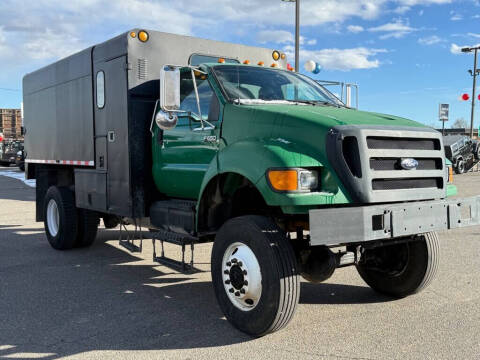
[439,103,449,135]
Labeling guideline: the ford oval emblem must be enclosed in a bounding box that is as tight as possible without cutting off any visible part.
[400,158,418,170]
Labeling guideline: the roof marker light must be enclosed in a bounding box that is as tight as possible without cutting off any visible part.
[138,30,149,42]
[258,61,264,66]
[272,50,281,61]
[129,31,136,38]
[243,60,250,64]
[281,53,286,60]
[218,58,226,63]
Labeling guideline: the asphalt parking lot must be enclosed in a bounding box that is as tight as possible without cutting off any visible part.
[0,168,479,360]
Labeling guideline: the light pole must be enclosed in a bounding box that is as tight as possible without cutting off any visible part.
[462,45,480,138]
[282,0,300,72]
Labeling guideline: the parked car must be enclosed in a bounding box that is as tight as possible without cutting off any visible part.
[443,135,480,174]
[0,140,23,167]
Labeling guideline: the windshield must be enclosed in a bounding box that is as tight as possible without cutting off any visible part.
[212,65,344,106]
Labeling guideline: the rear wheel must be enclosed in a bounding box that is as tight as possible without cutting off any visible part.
[43,186,78,250]
[76,209,99,247]
[0,161,10,167]
[356,232,439,298]
[211,215,300,337]
[455,159,465,174]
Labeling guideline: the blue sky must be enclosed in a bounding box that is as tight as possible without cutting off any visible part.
[0,0,479,128]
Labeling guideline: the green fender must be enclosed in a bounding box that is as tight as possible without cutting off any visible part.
[196,138,351,218]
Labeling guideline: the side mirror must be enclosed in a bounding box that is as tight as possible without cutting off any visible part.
[160,65,180,111]
[155,110,178,131]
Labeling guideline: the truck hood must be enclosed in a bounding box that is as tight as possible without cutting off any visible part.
[231,103,425,129]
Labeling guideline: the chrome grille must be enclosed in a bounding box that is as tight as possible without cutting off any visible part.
[326,126,446,203]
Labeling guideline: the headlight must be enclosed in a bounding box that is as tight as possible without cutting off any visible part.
[267,168,319,192]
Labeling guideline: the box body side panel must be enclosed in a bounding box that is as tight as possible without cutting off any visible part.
[23,48,95,164]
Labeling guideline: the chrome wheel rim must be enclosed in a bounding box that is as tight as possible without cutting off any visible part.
[46,199,60,237]
[222,242,262,311]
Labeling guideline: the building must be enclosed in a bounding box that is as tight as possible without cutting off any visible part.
[0,108,23,139]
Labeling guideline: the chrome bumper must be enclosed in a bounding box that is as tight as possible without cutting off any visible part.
[309,196,480,246]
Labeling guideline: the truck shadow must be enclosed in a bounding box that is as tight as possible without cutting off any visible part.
[0,224,392,359]
[0,226,251,359]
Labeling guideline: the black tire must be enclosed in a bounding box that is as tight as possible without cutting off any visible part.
[211,215,300,337]
[43,186,78,250]
[356,232,439,298]
[455,159,465,174]
[103,215,120,229]
[76,209,99,247]
[0,161,10,167]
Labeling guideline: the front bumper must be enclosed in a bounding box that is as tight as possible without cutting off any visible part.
[309,196,480,246]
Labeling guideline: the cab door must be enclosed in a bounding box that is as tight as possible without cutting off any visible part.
[153,70,221,199]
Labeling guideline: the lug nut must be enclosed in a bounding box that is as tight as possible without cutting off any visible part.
[224,270,230,275]
[229,288,234,293]
[226,261,231,267]
[231,258,238,263]
[225,280,231,284]
[235,291,240,297]
[238,261,243,267]
[244,280,248,286]
[243,270,247,275]
[240,288,245,294]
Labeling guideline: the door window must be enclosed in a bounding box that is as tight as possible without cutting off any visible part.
[179,70,217,122]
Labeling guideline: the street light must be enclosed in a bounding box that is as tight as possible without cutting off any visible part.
[282,0,300,72]
[462,45,480,138]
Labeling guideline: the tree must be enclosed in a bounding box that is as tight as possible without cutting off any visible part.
[452,118,467,129]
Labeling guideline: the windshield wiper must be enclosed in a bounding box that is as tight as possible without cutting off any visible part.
[288,99,342,108]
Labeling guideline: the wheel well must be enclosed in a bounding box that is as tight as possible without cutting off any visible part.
[197,173,275,234]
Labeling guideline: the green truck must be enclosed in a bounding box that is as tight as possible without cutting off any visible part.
[23,30,480,336]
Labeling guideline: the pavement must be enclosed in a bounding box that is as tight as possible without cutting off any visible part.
[0,167,480,360]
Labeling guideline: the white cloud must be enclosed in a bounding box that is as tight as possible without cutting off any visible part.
[394,6,411,14]
[347,25,364,33]
[450,14,463,21]
[368,19,417,39]
[397,0,451,5]
[285,46,387,71]
[418,35,444,45]
[256,31,317,46]
[468,33,480,38]
[257,30,294,44]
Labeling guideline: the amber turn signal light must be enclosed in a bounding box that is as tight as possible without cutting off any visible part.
[268,170,298,191]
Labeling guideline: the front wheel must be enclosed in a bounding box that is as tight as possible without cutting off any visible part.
[211,216,300,337]
[356,232,439,298]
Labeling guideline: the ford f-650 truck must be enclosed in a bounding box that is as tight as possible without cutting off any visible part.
[23,30,480,337]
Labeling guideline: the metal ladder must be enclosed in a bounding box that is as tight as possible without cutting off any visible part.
[151,229,199,273]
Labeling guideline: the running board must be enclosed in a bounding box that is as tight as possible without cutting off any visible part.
[151,229,200,273]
